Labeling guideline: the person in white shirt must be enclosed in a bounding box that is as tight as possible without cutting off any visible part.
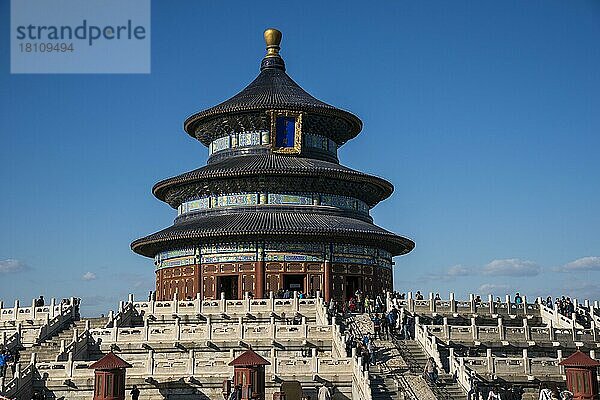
[318,385,331,400]
[487,386,501,400]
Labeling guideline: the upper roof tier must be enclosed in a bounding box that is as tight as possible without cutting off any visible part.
[183,29,362,146]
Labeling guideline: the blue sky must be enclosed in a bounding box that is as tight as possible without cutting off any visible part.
[1,1,599,316]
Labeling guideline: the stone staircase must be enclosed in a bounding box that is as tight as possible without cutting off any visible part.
[370,373,399,400]
[394,339,466,400]
[18,317,108,364]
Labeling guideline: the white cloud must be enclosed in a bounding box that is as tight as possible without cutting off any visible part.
[82,272,97,281]
[560,256,600,272]
[482,258,540,277]
[447,265,471,277]
[0,259,28,274]
[478,283,510,294]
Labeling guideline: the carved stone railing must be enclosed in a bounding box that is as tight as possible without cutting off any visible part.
[423,320,598,344]
[89,318,336,344]
[132,292,320,319]
[448,348,474,393]
[105,300,138,328]
[539,302,580,329]
[1,330,21,353]
[351,353,372,400]
[414,317,443,369]
[56,320,93,362]
[37,303,77,343]
[1,303,78,353]
[1,361,34,399]
[0,297,72,322]
[450,349,600,379]
[387,291,540,317]
[33,351,352,381]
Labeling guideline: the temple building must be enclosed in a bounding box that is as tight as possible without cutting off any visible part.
[131,29,414,302]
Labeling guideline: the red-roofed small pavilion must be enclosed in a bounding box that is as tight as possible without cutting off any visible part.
[559,350,600,400]
[89,352,132,400]
[228,350,270,400]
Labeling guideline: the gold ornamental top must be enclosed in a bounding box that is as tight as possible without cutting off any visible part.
[264,28,282,58]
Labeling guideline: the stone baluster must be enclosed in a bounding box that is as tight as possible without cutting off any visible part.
[592,319,597,342]
[312,348,318,374]
[522,318,530,341]
[386,291,391,312]
[119,301,125,314]
[270,316,276,339]
[590,349,596,361]
[108,310,114,326]
[175,317,181,341]
[13,299,19,321]
[67,351,74,378]
[245,291,251,312]
[471,317,477,340]
[548,320,555,341]
[271,348,277,375]
[489,294,495,315]
[553,302,560,324]
[407,291,414,313]
[523,348,530,375]
[557,349,564,375]
[585,299,590,308]
[207,315,212,340]
[486,348,493,374]
[144,318,149,342]
[196,293,202,315]
[0,300,3,314]
[469,294,476,313]
[220,292,226,313]
[523,295,528,316]
[172,292,179,315]
[498,317,505,340]
[269,291,275,312]
[449,292,456,313]
[1,331,5,346]
[31,298,37,319]
[147,350,154,375]
[50,298,56,318]
[112,325,118,342]
[187,350,195,375]
[238,317,243,340]
[128,293,134,304]
[443,317,450,340]
[505,294,511,315]
[429,292,435,312]
[293,291,299,312]
[60,339,66,353]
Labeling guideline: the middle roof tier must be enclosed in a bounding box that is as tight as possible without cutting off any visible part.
[153,153,395,209]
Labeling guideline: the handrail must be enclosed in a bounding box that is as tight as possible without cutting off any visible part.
[2,362,34,399]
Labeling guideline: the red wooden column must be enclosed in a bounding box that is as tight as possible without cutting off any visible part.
[255,244,265,298]
[323,260,332,302]
[89,352,132,400]
[559,350,600,400]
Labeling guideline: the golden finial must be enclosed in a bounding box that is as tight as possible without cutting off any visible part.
[264,28,282,58]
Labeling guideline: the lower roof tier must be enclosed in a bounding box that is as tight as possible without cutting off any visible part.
[131,209,414,258]
[152,154,393,208]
